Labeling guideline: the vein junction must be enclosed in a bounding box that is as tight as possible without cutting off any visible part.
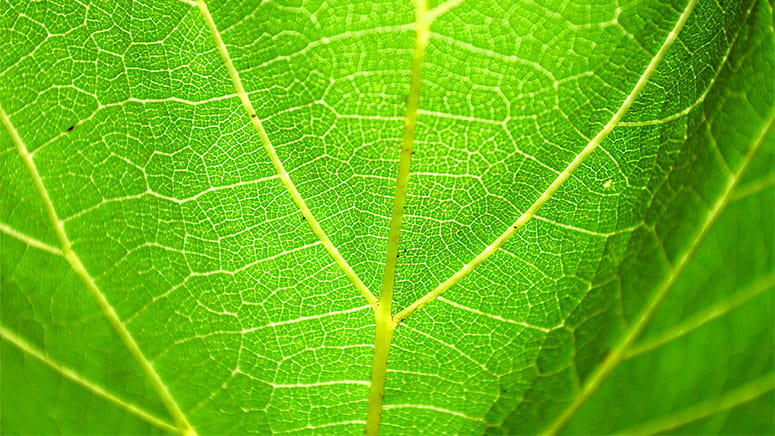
[364,0,713,433]
[195,0,379,309]
[187,0,725,432]
[365,0,432,432]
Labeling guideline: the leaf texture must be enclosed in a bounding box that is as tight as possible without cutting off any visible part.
[0,0,773,435]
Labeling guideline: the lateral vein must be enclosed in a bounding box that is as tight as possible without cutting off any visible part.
[0,105,197,436]
[0,325,178,435]
[195,0,378,308]
[539,96,775,436]
[615,375,775,435]
[0,221,63,256]
[395,0,699,324]
[625,274,774,359]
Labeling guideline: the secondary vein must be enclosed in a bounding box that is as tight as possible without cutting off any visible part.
[615,375,775,435]
[539,98,775,436]
[625,274,774,359]
[0,221,63,256]
[395,0,699,324]
[0,105,197,436]
[0,324,178,434]
[195,0,378,308]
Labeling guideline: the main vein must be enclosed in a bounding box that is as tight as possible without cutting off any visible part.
[0,324,178,434]
[395,0,699,324]
[364,0,432,434]
[539,101,775,436]
[194,0,378,308]
[0,105,197,436]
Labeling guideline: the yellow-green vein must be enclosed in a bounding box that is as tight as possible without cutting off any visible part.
[395,0,699,323]
[0,324,178,434]
[730,174,775,201]
[0,105,197,436]
[539,104,775,436]
[365,0,432,433]
[195,0,378,308]
[626,274,774,359]
[615,375,775,435]
[0,221,63,256]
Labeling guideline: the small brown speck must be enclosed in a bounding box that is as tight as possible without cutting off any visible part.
[66,125,75,132]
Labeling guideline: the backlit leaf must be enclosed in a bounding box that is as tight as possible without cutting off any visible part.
[1,0,773,434]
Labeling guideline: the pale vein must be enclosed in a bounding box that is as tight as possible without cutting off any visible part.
[0,325,178,434]
[194,0,378,308]
[0,105,197,436]
[540,88,775,436]
[0,221,63,256]
[615,375,775,435]
[396,0,699,323]
[625,274,775,359]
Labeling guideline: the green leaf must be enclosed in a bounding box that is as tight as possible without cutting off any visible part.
[1,0,773,434]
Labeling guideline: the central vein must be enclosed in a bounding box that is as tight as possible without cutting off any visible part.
[365,0,431,434]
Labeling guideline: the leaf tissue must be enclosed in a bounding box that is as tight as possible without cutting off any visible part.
[1,0,773,434]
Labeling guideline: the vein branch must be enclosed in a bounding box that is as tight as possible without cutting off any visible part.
[539,101,774,436]
[0,324,179,434]
[626,274,774,359]
[615,375,775,435]
[427,0,465,21]
[195,0,378,308]
[0,221,63,256]
[395,0,699,324]
[0,105,197,436]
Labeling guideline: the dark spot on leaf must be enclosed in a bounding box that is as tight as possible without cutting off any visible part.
[250,114,257,118]
[66,125,75,132]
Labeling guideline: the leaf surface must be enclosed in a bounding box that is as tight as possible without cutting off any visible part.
[0,0,773,434]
